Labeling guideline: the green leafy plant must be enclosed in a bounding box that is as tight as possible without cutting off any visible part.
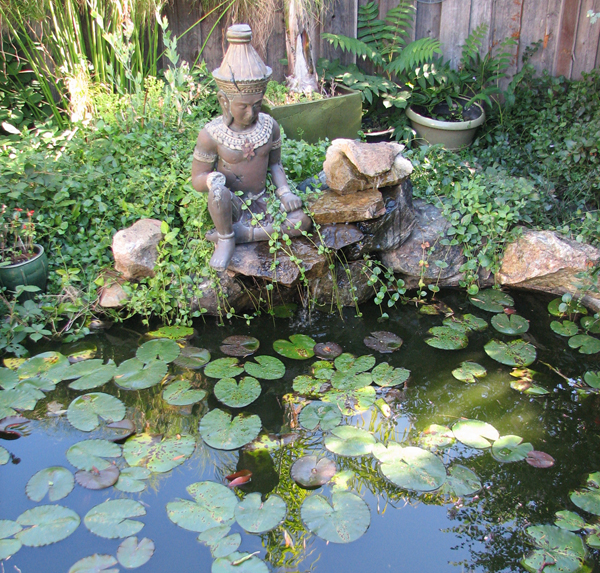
[0,206,36,264]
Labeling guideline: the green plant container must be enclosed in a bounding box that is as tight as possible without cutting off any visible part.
[262,87,362,144]
[0,244,48,299]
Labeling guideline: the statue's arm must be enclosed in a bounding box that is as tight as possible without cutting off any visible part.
[191,129,219,193]
[268,122,302,213]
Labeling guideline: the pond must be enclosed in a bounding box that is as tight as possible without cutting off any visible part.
[1,289,600,573]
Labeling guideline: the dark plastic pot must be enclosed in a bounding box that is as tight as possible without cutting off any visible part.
[0,244,48,299]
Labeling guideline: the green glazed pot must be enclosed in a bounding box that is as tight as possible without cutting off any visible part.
[0,244,48,298]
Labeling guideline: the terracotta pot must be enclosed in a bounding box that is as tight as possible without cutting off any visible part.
[0,244,48,299]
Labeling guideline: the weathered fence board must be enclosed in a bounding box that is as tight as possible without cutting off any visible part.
[439,0,472,68]
[572,0,600,78]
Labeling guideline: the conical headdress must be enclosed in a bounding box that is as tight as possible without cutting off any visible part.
[213,24,272,96]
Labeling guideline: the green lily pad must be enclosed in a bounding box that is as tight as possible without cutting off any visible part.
[0,520,22,560]
[136,338,180,363]
[551,321,579,337]
[198,525,232,544]
[491,434,533,462]
[583,371,600,389]
[571,487,600,516]
[313,361,335,379]
[585,533,600,550]
[273,334,316,360]
[17,351,69,381]
[67,392,126,432]
[204,358,244,379]
[0,386,43,414]
[523,525,588,573]
[510,380,550,395]
[363,331,403,353]
[68,554,118,573]
[167,481,237,533]
[147,325,194,340]
[84,499,146,539]
[321,385,376,415]
[292,375,327,396]
[372,443,447,492]
[324,426,376,457]
[235,492,287,534]
[123,433,195,473]
[469,289,514,312]
[16,505,80,547]
[291,455,337,488]
[299,401,341,431]
[115,467,152,493]
[214,377,261,408]
[568,334,600,355]
[173,347,211,369]
[581,316,600,334]
[452,419,499,449]
[0,445,9,465]
[419,424,455,449]
[75,466,119,490]
[441,465,482,497]
[67,361,117,391]
[26,466,74,502]
[243,356,285,380]
[330,371,372,391]
[548,297,588,317]
[555,510,586,532]
[444,314,488,332]
[212,552,269,573]
[452,361,487,384]
[162,379,207,406]
[209,534,241,558]
[113,358,168,390]
[491,313,530,335]
[334,353,376,375]
[484,339,536,366]
[66,439,122,471]
[117,536,155,568]
[0,367,19,389]
[199,409,261,450]
[220,336,260,357]
[425,326,468,350]
[371,363,410,387]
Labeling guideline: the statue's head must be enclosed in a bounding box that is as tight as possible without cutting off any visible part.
[213,24,272,128]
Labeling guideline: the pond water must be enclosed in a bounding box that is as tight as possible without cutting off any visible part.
[1,289,600,573]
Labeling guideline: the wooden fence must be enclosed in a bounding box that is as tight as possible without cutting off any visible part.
[165,0,600,82]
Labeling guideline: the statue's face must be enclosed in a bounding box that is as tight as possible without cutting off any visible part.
[224,93,264,129]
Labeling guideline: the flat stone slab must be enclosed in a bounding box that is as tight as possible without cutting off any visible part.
[318,224,364,250]
[308,189,386,224]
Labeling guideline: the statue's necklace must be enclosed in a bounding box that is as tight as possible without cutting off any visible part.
[206,113,273,160]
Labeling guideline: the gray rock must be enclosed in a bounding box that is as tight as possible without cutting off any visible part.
[112,219,163,281]
[318,224,364,250]
[191,271,255,316]
[308,260,373,308]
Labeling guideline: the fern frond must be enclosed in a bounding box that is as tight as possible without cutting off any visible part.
[322,33,385,67]
[386,37,442,76]
[460,23,488,67]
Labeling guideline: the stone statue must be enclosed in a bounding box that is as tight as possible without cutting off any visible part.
[192,24,311,272]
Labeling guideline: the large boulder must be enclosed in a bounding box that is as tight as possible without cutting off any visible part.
[112,219,163,281]
[307,189,386,224]
[309,260,374,308]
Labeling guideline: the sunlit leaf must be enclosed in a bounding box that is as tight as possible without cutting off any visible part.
[17,351,69,382]
[66,439,122,471]
[321,386,376,415]
[510,379,549,395]
[555,511,586,532]
[123,433,195,473]
[243,356,285,380]
[0,520,22,560]
[273,334,316,360]
[371,363,410,387]
[452,419,499,449]
[324,426,376,457]
[85,499,145,539]
[330,370,372,391]
[214,377,261,408]
[0,445,10,465]
[162,379,207,406]
[443,314,488,332]
[67,392,126,432]
[117,536,155,568]
[292,375,327,396]
[16,505,80,547]
[484,339,536,366]
[334,353,376,375]
[136,338,180,363]
[212,551,269,573]
[68,554,118,573]
[235,493,287,534]
[209,534,241,558]
[147,326,194,340]
[441,465,482,497]
[491,435,533,463]
[113,358,168,390]
[469,289,514,312]
[425,326,468,350]
[115,466,151,493]
[419,424,455,449]
[199,409,261,450]
[26,466,74,502]
[491,313,529,335]
[523,525,587,573]
[204,358,244,379]
[291,455,336,488]
[452,362,487,383]
[299,402,341,431]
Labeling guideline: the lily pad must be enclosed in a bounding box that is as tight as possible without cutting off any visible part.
[324,426,376,457]
[491,434,533,462]
[0,367,19,389]
[371,362,410,387]
[16,505,80,547]
[484,339,536,366]
[510,379,549,395]
[331,370,372,391]
[204,358,244,379]
[444,314,488,332]
[491,313,530,335]
[292,375,327,396]
[334,353,376,375]
[581,316,600,334]
[173,347,211,369]
[571,487,600,516]
[147,325,194,340]
[273,334,316,360]
[123,433,195,473]
[84,499,146,539]
[523,525,587,573]
[136,338,180,363]
[162,379,207,406]
[117,536,155,569]
[0,520,22,560]
[235,492,287,534]
[244,356,285,380]
[199,409,261,451]
[90,419,136,443]
[17,351,69,381]
[212,552,269,573]
[321,386,376,416]
[548,297,588,317]
[68,554,119,573]
[66,439,122,471]
[314,342,343,359]
[0,386,43,415]
[452,361,487,383]
[291,455,337,488]
[452,419,499,449]
[214,377,261,408]
[555,511,586,531]
[75,466,120,490]
[363,331,403,353]
[209,534,241,558]
[469,289,514,312]
[220,336,260,357]
[0,445,10,465]
[419,424,455,449]
[526,450,555,468]
[26,466,74,502]
[67,392,126,432]
[298,401,341,431]
[301,492,370,543]
[425,326,468,350]
[115,467,152,493]
[113,358,168,390]
[441,465,482,497]
[568,334,600,355]
[551,321,579,337]
[583,371,600,389]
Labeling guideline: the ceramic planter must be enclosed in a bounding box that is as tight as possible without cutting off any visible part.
[262,87,362,144]
[0,244,48,299]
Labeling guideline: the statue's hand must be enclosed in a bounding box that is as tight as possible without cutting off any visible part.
[277,188,302,213]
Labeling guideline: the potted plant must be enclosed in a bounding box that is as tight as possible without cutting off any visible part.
[0,206,48,297]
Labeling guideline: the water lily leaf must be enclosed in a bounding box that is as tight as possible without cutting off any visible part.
[583,371,600,389]
[291,455,336,488]
[162,379,207,406]
[204,358,244,379]
[235,492,287,533]
[214,377,261,408]
[209,534,241,558]
[452,419,499,449]
[67,361,117,391]
[0,386,43,413]
[67,392,126,432]
[527,450,555,468]
[16,505,80,547]
[84,499,145,539]
[331,371,372,391]
[147,325,194,340]
[314,342,342,359]
[334,353,376,375]
[198,525,232,544]
[491,434,533,462]
[452,362,487,383]
[68,554,119,573]
[113,358,168,390]
[0,520,22,560]
[568,334,600,355]
[469,289,514,312]
[491,313,530,335]
[115,467,151,493]
[0,445,10,465]
[299,401,341,431]
[26,466,74,502]
[444,314,488,332]
[292,375,327,396]
[136,338,180,363]
[321,385,376,415]
[363,331,403,353]
[571,489,600,516]
[273,334,316,360]
[66,439,122,471]
[523,525,587,573]
[581,316,600,334]
[3,357,24,370]
[372,443,446,491]
[212,552,269,573]
[167,481,237,533]
[441,465,482,497]
[484,339,536,366]
[117,536,155,568]
[371,363,410,387]
[425,326,468,350]
[585,533,600,550]
[301,492,370,543]
[123,433,195,473]
[324,426,376,457]
[555,511,586,532]
[419,424,455,449]
[244,356,285,380]
[199,409,261,451]
[17,351,69,381]
[0,367,18,389]
[220,336,260,357]
[548,297,587,317]
[173,347,211,369]
[89,419,136,443]
[510,380,550,395]
[75,466,119,490]
[551,321,579,337]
